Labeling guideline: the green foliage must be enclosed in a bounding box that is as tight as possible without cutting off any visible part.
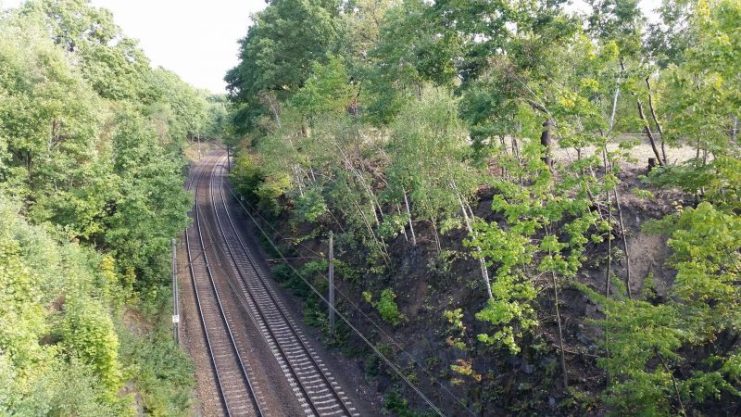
[383,389,436,417]
[291,55,353,119]
[144,68,209,143]
[647,202,740,332]
[295,188,328,223]
[230,152,266,204]
[376,288,404,326]
[643,0,740,207]
[119,328,194,417]
[61,298,122,393]
[360,0,457,124]
[102,108,191,287]
[443,309,465,334]
[225,0,342,131]
[648,156,741,211]
[582,201,740,416]
[660,1,739,152]
[469,220,537,354]
[224,0,741,413]
[377,212,408,240]
[364,289,404,326]
[0,2,199,289]
[468,146,598,354]
[387,86,480,225]
[0,196,133,415]
[443,308,467,351]
[0,1,202,414]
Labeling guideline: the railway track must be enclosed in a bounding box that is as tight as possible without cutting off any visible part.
[205,157,360,417]
[185,163,265,417]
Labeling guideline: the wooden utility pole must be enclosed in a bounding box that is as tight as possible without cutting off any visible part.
[328,231,336,334]
[227,145,231,171]
[172,238,179,344]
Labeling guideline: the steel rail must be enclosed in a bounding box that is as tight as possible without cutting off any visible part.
[208,158,357,417]
[185,160,264,417]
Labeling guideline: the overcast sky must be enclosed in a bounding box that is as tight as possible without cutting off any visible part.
[1,0,267,93]
[1,0,663,94]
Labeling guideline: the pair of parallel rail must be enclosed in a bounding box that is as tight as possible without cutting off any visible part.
[184,157,358,417]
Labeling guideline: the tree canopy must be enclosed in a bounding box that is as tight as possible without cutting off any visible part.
[0,1,209,414]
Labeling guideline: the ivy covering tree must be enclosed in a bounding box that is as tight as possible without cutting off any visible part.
[226,0,739,416]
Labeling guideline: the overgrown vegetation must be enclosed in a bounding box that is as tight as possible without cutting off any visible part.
[0,1,215,414]
[226,0,739,415]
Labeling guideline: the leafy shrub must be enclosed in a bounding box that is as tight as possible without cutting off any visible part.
[295,188,328,222]
[256,174,291,217]
[376,289,404,326]
[378,213,408,240]
[61,299,123,393]
[383,390,436,417]
[120,328,194,417]
[230,153,264,204]
[231,153,291,218]
[362,289,404,326]
[271,264,293,283]
[582,202,741,416]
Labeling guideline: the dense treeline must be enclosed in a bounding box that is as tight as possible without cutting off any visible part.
[226,0,739,416]
[0,1,214,415]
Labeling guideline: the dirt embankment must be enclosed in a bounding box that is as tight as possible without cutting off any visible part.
[255,162,690,416]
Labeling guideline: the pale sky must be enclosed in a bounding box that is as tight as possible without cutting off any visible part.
[1,0,663,93]
[1,0,267,93]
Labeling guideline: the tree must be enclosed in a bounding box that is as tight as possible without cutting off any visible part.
[0,16,100,206]
[386,86,480,250]
[226,0,342,103]
[583,202,740,416]
[0,1,204,414]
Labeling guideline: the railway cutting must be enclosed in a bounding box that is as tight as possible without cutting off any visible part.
[179,153,362,417]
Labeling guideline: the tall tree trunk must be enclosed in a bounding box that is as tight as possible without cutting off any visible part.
[336,144,384,225]
[645,77,667,165]
[551,269,568,389]
[431,220,442,254]
[636,100,664,166]
[602,149,613,384]
[602,76,634,299]
[453,184,492,300]
[540,119,554,168]
[612,187,633,299]
[511,137,520,161]
[403,188,417,246]
[657,350,688,417]
[370,202,380,227]
[396,205,409,242]
[352,199,389,265]
[261,91,282,128]
[293,165,305,197]
[609,86,620,133]
[602,147,613,297]
[270,102,281,128]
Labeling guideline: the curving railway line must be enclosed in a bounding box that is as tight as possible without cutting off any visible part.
[183,154,360,417]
